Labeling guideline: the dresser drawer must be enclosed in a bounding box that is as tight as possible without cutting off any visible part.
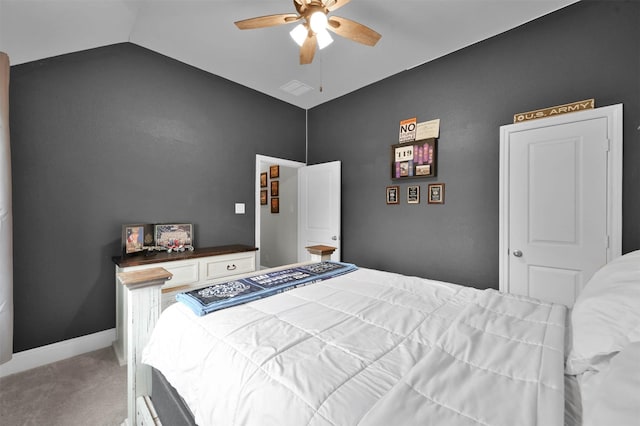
[161,260,199,289]
[201,252,255,281]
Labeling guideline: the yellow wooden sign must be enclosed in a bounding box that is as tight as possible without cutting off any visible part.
[513,99,594,123]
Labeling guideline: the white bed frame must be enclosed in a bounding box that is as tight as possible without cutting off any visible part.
[117,246,336,425]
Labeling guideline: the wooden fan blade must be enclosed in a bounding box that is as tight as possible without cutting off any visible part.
[235,13,300,30]
[300,34,317,64]
[293,0,308,14]
[326,0,351,12]
[327,16,381,46]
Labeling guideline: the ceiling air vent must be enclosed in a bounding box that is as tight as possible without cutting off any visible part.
[280,80,313,96]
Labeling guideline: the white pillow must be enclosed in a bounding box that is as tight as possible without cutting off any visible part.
[583,341,640,426]
[565,250,640,375]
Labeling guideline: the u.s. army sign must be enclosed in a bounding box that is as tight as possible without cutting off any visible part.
[513,99,594,123]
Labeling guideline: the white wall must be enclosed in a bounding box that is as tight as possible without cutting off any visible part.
[260,164,298,268]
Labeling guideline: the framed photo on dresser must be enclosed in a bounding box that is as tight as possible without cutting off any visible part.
[122,224,154,256]
[154,223,193,248]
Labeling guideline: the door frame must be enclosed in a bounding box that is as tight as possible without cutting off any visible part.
[255,155,306,268]
[498,104,623,294]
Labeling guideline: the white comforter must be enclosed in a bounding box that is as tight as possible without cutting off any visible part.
[143,268,566,426]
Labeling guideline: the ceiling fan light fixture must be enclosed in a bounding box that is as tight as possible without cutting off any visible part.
[236,0,382,64]
[317,29,333,49]
[309,11,328,33]
[290,23,308,46]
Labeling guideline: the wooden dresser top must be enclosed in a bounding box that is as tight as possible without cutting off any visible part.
[112,244,258,268]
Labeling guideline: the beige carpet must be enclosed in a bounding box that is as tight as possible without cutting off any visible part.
[0,347,126,426]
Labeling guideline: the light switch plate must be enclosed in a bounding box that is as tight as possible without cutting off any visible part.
[235,203,245,214]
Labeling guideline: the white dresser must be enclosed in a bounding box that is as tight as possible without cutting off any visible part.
[112,244,257,365]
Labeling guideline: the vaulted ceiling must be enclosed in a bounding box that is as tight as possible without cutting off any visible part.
[0,0,578,109]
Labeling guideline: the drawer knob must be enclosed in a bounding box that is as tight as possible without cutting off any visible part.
[227,264,237,271]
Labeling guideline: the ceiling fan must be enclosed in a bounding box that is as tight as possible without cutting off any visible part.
[234,0,381,65]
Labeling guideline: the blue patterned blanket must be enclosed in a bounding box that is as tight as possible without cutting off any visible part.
[176,261,358,316]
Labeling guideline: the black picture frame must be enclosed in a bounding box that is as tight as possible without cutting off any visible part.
[407,185,420,204]
[391,138,437,180]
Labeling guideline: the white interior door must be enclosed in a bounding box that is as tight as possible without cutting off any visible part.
[499,105,622,307]
[298,161,341,262]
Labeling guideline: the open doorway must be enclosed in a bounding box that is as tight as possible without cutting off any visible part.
[255,155,305,269]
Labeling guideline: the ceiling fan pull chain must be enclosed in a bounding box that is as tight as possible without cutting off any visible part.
[319,56,324,92]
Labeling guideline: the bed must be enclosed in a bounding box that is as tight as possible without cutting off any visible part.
[140,251,640,426]
[563,250,640,426]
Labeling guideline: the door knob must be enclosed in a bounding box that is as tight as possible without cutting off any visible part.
[331,236,338,241]
[513,250,523,257]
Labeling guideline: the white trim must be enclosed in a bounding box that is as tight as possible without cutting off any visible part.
[0,328,116,377]
[607,104,623,260]
[254,155,306,268]
[499,124,509,294]
[499,103,623,295]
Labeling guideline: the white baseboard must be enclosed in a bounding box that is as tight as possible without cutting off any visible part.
[0,328,116,378]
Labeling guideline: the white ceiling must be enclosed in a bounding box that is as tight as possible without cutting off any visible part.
[0,0,578,109]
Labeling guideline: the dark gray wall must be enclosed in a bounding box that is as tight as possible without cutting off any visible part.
[307,0,640,288]
[9,1,640,353]
[10,44,306,352]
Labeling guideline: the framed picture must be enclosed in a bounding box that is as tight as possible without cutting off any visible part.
[260,172,267,188]
[260,189,268,205]
[271,197,280,213]
[428,183,445,204]
[386,186,400,205]
[122,224,147,255]
[407,185,420,204]
[391,138,437,180]
[154,223,193,248]
[271,180,279,197]
[416,164,431,176]
[269,165,280,179]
